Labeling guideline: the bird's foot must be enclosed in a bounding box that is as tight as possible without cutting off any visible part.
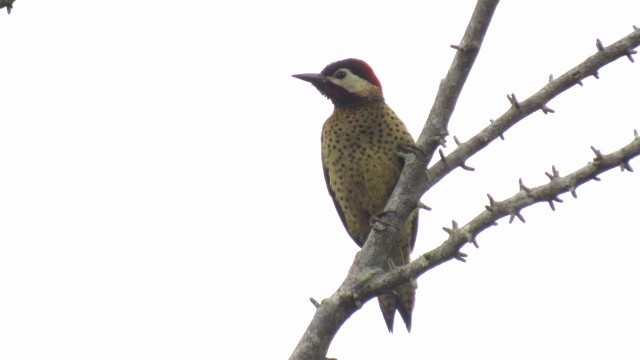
[369,211,400,231]
[397,143,425,157]
[387,258,398,270]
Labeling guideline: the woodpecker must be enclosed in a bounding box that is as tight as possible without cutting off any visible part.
[293,59,418,332]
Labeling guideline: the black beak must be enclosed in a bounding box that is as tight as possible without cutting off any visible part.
[292,73,326,84]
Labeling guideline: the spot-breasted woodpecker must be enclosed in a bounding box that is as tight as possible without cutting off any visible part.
[293,59,418,332]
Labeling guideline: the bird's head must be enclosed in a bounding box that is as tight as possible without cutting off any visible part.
[293,58,383,106]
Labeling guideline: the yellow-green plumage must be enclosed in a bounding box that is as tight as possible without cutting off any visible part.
[294,58,418,332]
[322,102,418,332]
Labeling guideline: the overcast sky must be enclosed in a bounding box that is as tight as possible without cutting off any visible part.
[1,1,639,359]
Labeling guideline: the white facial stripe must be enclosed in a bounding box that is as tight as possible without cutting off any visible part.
[327,68,378,94]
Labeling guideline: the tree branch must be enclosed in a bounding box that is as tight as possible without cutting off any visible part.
[289,1,500,359]
[416,0,500,159]
[358,0,500,275]
[368,134,640,292]
[427,26,640,191]
[289,4,640,360]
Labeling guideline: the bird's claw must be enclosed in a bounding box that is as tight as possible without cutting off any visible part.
[397,143,425,157]
[369,211,400,230]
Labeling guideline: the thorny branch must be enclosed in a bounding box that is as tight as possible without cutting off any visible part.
[289,1,499,359]
[426,25,640,193]
[369,136,640,292]
[289,2,640,359]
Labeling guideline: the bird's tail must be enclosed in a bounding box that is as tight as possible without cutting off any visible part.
[377,213,418,332]
[378,280,417,332]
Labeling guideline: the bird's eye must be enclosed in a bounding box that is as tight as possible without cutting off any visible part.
[335,70,347,79]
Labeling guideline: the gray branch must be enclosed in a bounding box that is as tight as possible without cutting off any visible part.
[289,1,499,359]
[289,2,640,360]
[370,135,640,293]
[426,26,640,191]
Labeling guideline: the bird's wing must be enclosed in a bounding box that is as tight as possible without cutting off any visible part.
[323,164,362,246]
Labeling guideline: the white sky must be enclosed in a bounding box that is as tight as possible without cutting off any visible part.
[1,1,639,359]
